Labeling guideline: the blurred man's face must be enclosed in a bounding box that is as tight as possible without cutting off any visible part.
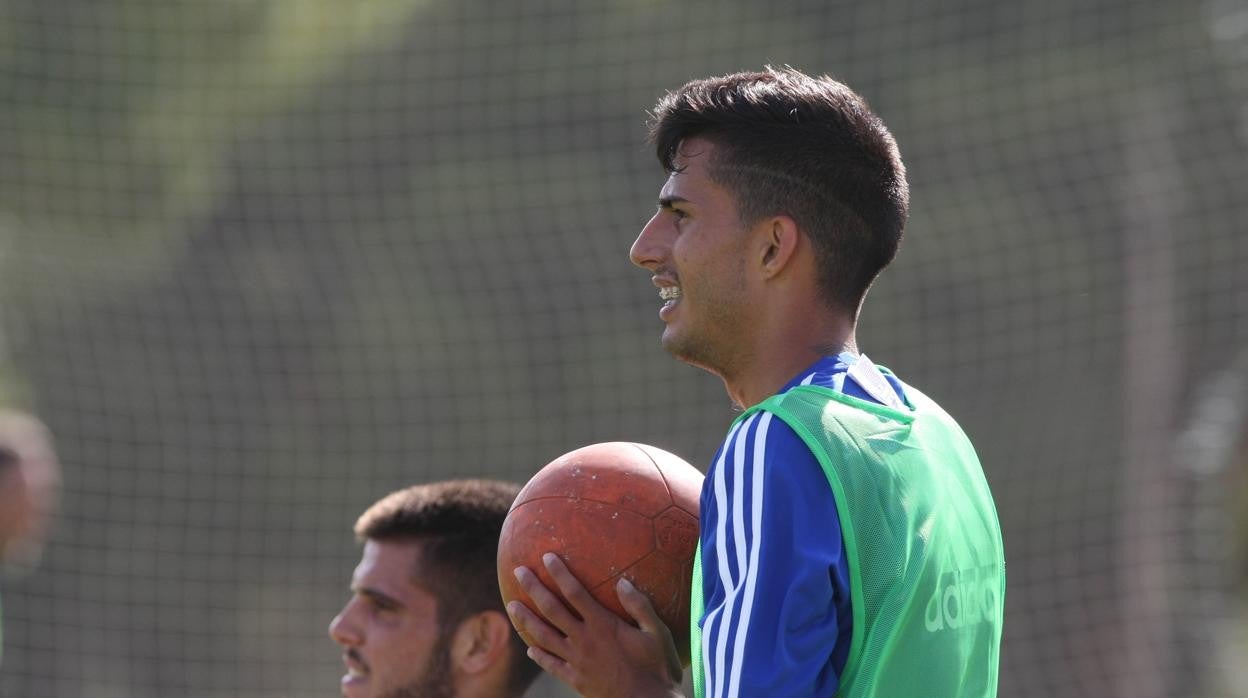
[0,417,60,558]
[329,540,454,698]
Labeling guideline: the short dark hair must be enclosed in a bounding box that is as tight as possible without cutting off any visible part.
[649,66,909,314]
[354,479,540,695]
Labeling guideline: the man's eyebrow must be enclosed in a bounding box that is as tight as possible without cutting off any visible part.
[658,196,690,209]
[354,586,404,609]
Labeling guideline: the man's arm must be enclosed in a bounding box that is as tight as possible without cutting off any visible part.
[507,553,685,698]
[698,410,850,697]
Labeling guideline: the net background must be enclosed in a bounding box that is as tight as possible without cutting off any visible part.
[1,0,1246,696]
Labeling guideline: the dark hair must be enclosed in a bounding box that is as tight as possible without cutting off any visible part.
[649,66,909,314]
[355,479,540,695]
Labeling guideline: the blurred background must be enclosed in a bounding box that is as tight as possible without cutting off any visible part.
[1,0,1246,696]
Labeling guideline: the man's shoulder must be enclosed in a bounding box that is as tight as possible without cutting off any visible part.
[714,410,832,494]
[721,408,816,455]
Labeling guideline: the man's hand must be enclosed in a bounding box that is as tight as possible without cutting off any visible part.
[507,552,684,698]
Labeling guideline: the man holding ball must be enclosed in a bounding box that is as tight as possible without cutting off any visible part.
[508,67,1005,697]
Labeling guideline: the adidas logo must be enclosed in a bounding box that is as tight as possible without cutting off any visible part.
[923,564,1000,632]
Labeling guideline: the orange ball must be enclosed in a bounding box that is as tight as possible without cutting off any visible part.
[498,442,703,665]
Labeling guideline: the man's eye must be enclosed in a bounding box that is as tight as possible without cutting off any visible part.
[366,597,397,613]
[372,603,398,616]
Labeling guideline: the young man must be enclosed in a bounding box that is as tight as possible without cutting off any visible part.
[508,67,1005,697]
[330,479,543,698]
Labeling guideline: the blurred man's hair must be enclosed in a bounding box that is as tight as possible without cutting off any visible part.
[650,66,909,316]
[355,478,540,695]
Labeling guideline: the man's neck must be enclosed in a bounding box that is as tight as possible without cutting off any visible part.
[722,332,857,409]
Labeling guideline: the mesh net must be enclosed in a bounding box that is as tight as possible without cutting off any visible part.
[2,1,1247,696]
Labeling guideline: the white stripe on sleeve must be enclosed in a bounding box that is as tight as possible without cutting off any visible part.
[725,412,771,697]
[703,411,775,698]
[703,416,747,698]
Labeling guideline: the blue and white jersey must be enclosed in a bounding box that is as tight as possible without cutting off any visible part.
[697,352,908,698]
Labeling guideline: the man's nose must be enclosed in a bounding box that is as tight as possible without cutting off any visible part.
[329,605,361,647]
[630,212,666,271]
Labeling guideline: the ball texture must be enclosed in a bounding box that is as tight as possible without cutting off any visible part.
[498,442,702,665]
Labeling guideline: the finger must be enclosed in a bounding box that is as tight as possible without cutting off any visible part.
[513,565,581,633]
[506,600,572,658]
[617,578,684,678]
[615,577,664,634]
[525,644,580,689]
[542,552,608,621]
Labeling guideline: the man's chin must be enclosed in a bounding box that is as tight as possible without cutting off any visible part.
[660,328,690,360]
[340,671,369,697]
[369,670,455,698]
[662,332,716,372]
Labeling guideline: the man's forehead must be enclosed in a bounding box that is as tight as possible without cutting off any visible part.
[0,413,56,463]
[658,175,684,200]
[660,141,721,201]
[355,539,425,585]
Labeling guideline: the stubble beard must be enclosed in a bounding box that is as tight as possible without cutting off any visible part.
[663,326,731,377]
[661,277,749,381]
[379,639,454,698]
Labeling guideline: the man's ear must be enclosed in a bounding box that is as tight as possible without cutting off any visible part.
[450,610,514,676]
[758,215,801,279]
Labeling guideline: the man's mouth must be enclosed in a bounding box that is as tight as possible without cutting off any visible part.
[341,651,369,694]
[343,650,369,677]
[659,286,682,302]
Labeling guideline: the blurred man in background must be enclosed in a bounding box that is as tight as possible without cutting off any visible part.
[329,479,542,698]
[0,410,60,664]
